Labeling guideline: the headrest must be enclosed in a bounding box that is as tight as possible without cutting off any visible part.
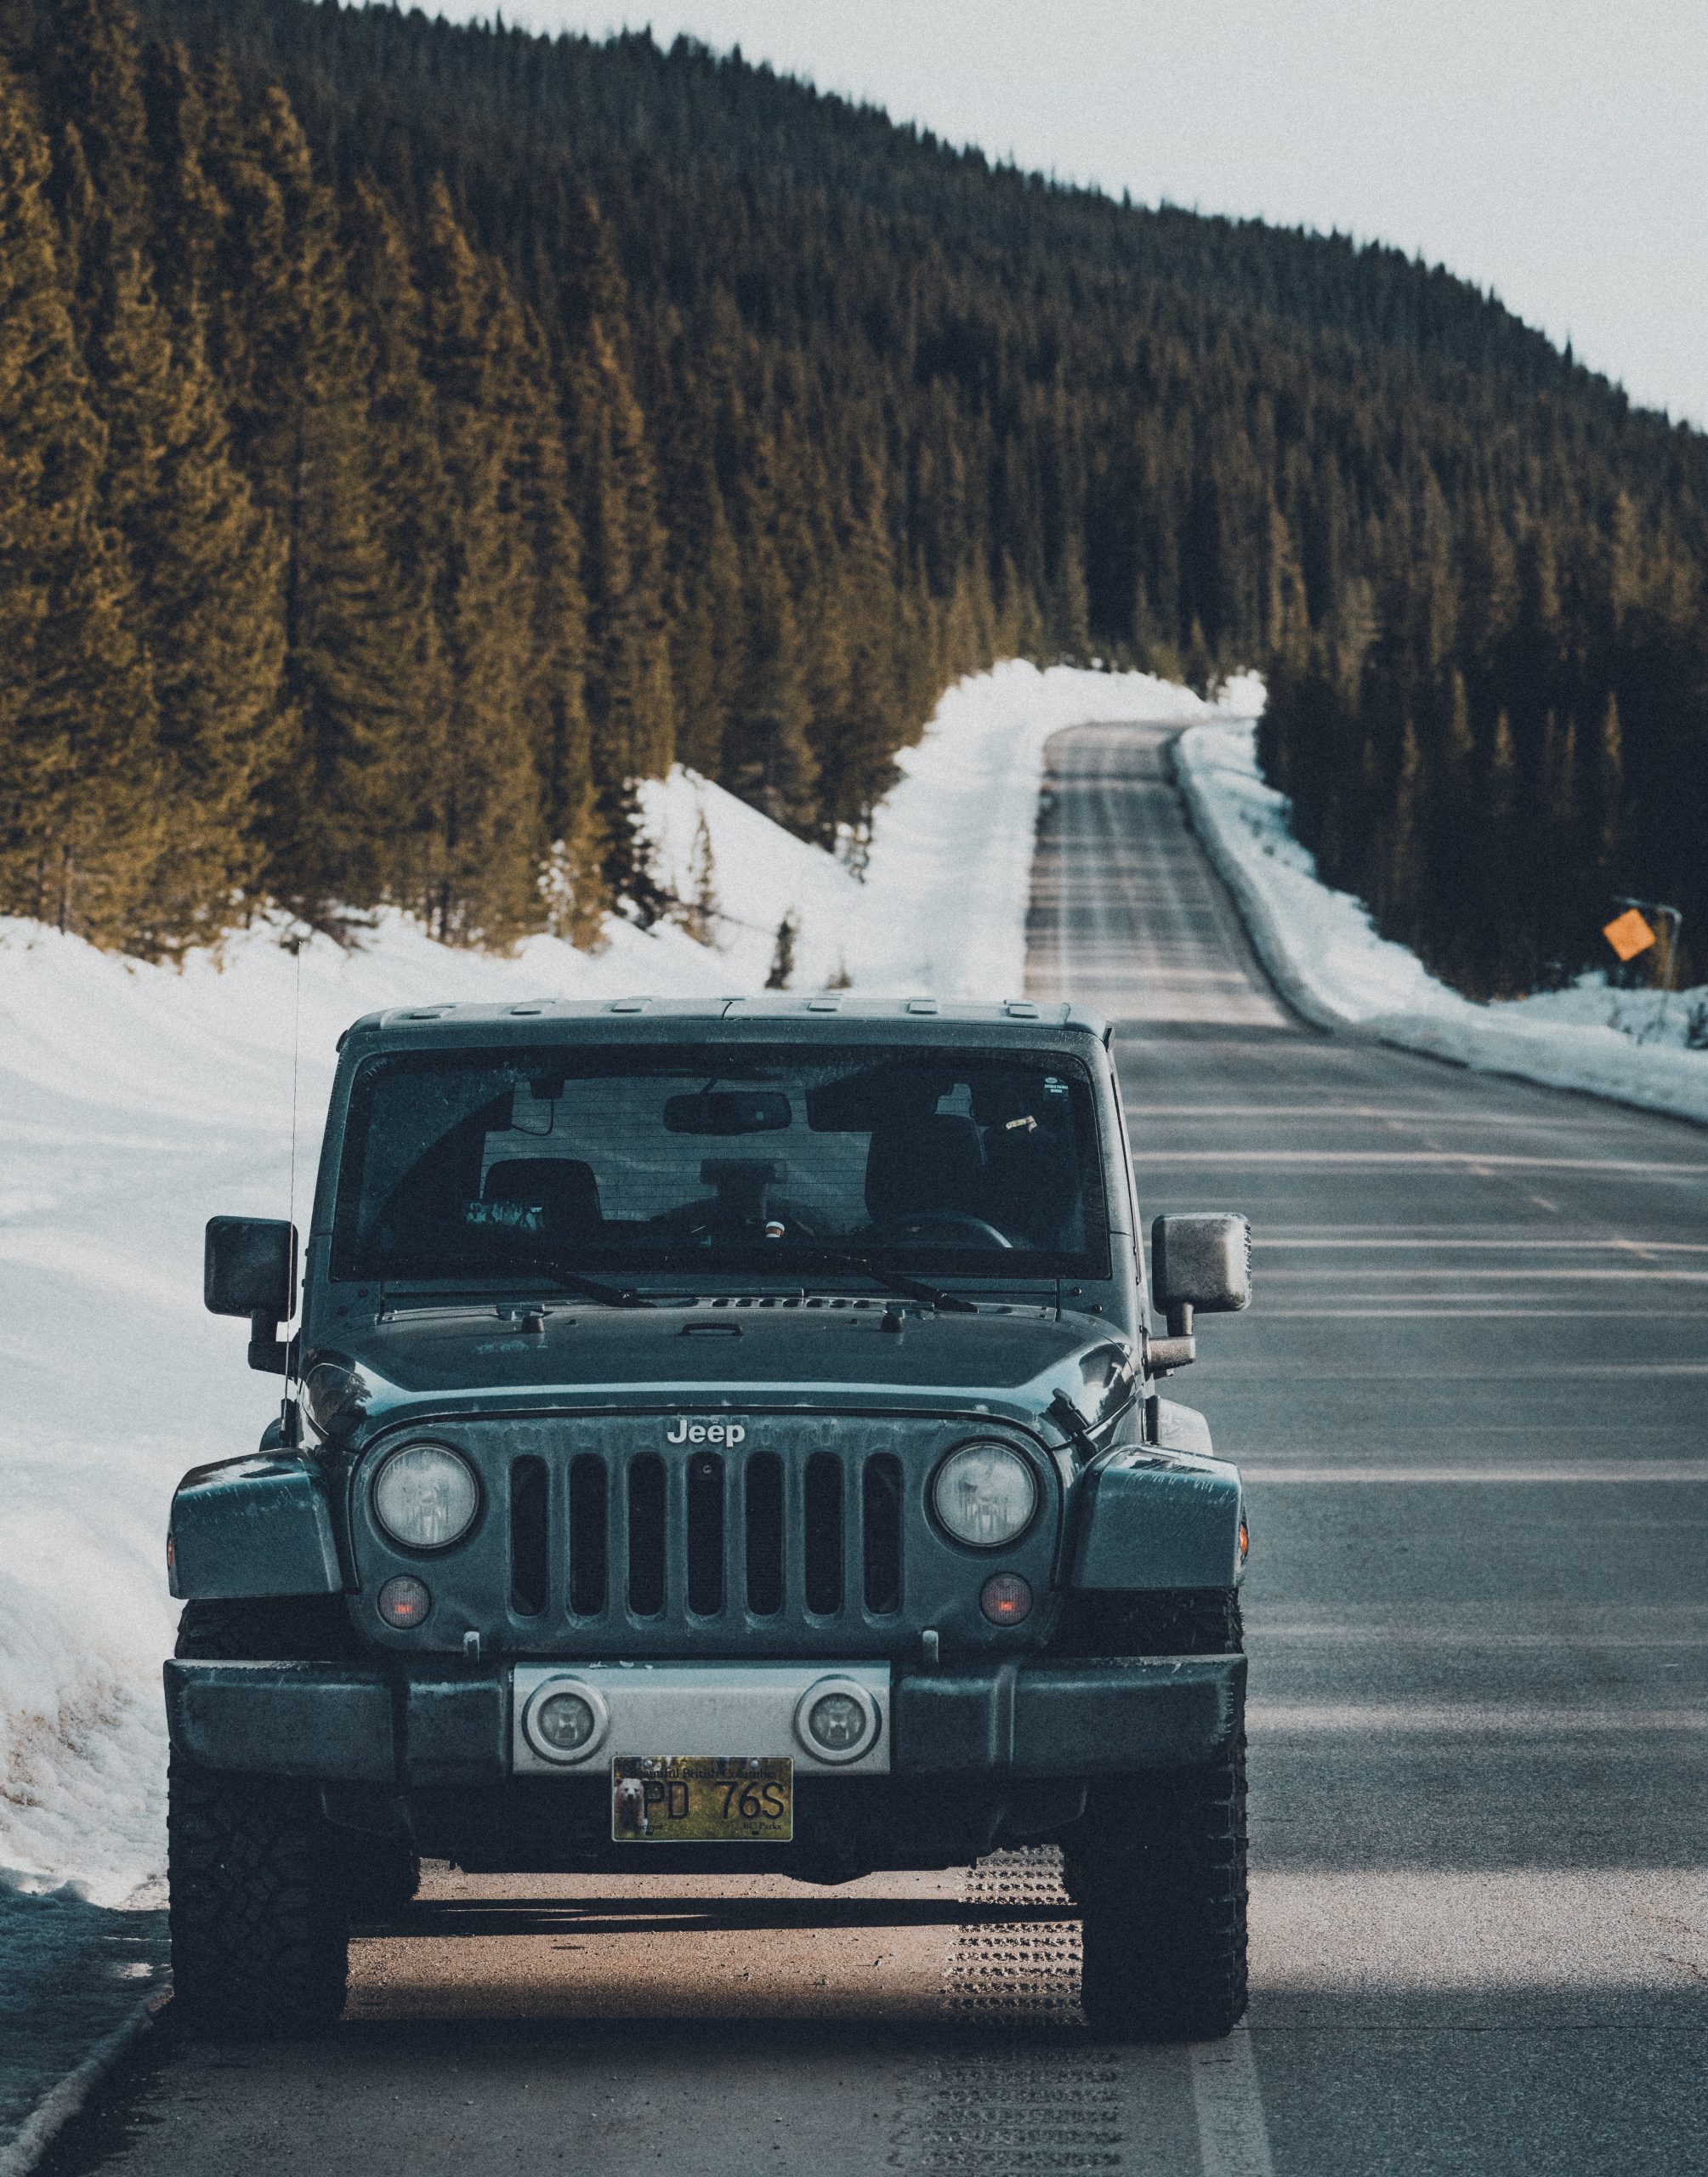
[980,1125,1078,1246]
[865,1115,985,1224]
[483,1157,602,1230]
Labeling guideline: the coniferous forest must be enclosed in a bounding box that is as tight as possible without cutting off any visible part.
[2,0,1705,990]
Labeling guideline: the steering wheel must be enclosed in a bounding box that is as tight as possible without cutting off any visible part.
[862,1212,1014,1248]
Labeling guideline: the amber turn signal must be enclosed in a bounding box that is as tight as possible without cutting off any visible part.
[377,1574,432,1628]
[979,1572,1033,1625]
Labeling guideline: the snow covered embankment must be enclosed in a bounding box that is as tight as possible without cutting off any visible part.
[1174,719,1708,1128]
[0,659,1229,1901]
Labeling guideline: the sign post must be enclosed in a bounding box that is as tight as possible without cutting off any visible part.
[1605,897,1684,1039]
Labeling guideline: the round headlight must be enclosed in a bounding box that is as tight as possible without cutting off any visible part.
[931,1441,1038,1549]
[372,1441,479,1551]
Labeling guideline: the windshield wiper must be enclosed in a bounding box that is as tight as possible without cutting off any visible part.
[395,1255,655,1310]
[786,1248,979,1316]
[533,1261,656,1309]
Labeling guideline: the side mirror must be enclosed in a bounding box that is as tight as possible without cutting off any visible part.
[1151,1212,1251,1346]
[205,1217,298,1374]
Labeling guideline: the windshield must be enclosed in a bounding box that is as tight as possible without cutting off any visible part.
[332,1041,1109,1286]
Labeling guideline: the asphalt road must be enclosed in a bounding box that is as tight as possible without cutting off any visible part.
[45,719,1708,2177]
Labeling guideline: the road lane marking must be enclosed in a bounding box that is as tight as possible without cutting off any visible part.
[1190,2030,1276,2177]
[1253,1237,1708,1252]
[1242,1462,1708,1482]
[1145,1151,1708,1173]
[1251,1704,1708,1734]
[1257,1625,1708,1647]
[1262,1265,1708,1280]
[1126,1106,1614,1124]
[1251,1869,1708,1992]
[1235,1297,1705,1315]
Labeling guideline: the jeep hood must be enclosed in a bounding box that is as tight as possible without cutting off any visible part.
[309,1301,1137,1446]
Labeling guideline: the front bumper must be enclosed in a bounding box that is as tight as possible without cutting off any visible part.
[164,1653,1244,1784]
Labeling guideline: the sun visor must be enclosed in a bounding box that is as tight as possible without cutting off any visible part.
[805,1062,952,1132]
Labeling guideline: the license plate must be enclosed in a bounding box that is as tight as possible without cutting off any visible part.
[610,1756,793,1842]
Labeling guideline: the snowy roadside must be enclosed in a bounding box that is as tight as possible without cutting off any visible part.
[1173,718,1708,1128]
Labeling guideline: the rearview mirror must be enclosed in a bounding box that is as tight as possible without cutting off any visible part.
[663,1089,792,1136]
[1151,1213,1251,1340]
[205,1217,298,1374]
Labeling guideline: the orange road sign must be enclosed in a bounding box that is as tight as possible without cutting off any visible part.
[1603,907,1657,962]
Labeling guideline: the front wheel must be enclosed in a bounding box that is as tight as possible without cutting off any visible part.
[1069,1717,1248,2042]
[168,1762,350,2039]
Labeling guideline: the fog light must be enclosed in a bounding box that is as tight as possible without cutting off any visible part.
[377,1574,431,1628]
[521,1677,609,1765]
[808,1692,866,1753]
[979,1572,1032,1625]
[793,1676,878,1763]
[534,1691,597,1754]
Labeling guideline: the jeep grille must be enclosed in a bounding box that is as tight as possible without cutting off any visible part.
[352,1414,1058,1659]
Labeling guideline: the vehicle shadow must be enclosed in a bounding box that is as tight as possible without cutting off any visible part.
[361,1893,1078,1939]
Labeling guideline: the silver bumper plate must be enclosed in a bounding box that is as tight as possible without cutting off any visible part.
[510,1660,891,1776]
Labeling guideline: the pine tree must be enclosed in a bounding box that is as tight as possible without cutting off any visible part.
[766,908,799,990]
[678,805,719,944]
[1597,692,1624,873]
[727,521,820,830]
[0,53,161,943]
[560,196,676,896]
[211,83,411,924]
[52,18,284,949]
[410,178,548,941]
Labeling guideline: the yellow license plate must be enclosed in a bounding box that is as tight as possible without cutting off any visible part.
[610,1756,793,1842]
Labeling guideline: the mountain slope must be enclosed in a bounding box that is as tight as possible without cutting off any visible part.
[2,0,1704,989]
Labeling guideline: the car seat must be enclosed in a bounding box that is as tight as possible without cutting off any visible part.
[482,1157,603,1236]
[863,1115,985,1226]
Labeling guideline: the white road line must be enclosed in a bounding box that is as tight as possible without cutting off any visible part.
[1148,1151,1708,1173]
[1244,1297,1697,1315]
[1250,1704,1708,1734]
[1242,1462,1708,1482]
[1191,2029,1276,2177]
[1262,1262,1705,1271]
[1254,1237,1708,1252]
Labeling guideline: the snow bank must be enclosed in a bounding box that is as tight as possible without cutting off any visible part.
[1174,718,1708,1128]
[0,907,738,1902]
[634,766,864,988]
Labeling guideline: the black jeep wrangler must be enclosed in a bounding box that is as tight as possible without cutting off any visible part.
[165,996,1251,2040]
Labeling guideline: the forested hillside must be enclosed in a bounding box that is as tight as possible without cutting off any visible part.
[2,0,1704,986]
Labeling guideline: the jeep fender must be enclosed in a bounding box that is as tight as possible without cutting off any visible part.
[1070,1448,1244,1592]
[167,1454,344,1600]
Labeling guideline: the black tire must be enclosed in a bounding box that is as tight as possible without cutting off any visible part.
[168,1761,350,2038]
[176,1598,418,1918]
[1073,1718,1247,2042]
[171,1596,360,2035]
[1060,1585,1247,2041]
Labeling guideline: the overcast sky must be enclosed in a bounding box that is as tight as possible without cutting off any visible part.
[419,0,1708,429]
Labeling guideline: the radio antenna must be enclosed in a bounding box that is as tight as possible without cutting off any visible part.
[284,924,304,1395]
